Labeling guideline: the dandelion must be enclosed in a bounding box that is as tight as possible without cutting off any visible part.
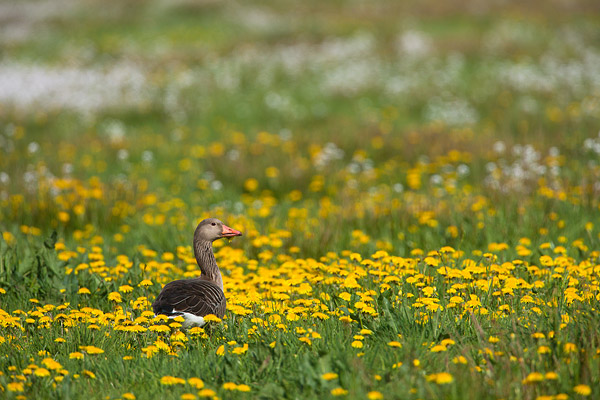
[574,384,591,396]
[82,346,104,354]
[7,382,24,392]
[161,376,186,385]
[427,372,454,384]
[387,341,402,348]
[299,337,312,346]
[188,378,204,389]
[42,358,62,370]
[237,384,251,392]
[331,387,349,396]
[83,370,96,379]
[339,292,352,301]
[119,285,134,293]
[244,178,259,192]
[78,287,91,295]
[108,292,122,302]
[564,343,577,353]
[523,372,544,384]
[538,346,551,354]
[203,314,221,323]
[351,340,363,348]
[545,372,558,380]
[322,373,339,381]
[198,389,216,397]
[34,368,51,377]
[223,382,237,390]
[69,352,84,360]
[232,344,249,354]
[367,392,383,400]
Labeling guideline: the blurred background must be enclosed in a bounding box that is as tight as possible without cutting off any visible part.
[1,0,599,256]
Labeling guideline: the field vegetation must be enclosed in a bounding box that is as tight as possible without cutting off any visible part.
[1,0,600,399]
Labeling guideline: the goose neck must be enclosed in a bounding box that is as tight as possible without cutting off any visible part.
[193,239,223,291]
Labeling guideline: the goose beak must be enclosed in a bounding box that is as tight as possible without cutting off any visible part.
[221,225,242,237]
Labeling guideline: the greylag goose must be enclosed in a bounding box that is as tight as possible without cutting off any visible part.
[152,218,242,327]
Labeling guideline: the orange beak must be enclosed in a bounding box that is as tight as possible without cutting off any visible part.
[221,224,242,237]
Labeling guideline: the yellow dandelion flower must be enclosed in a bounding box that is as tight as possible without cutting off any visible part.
[232,344,249,355]
[108,292,122,303]
[538,346,551,354]
[160,376,186,385]
[7,382,24,392]
[574,384,591,396]
[237,384,251,392]
[434,372,454,384]
[564,343,577,353]
[223,382,237,390]
[216,345,225,356]
[69,352,84,360]
[430,345,447,353]
[138,279,153,287]
[198,389,216,397]
[321,373,339,381]
[299,337,312,346]
[34,368,51,377]
[77,287,91,295]
[523,372,544,384]
[181,394,196,400]
[42,358,62,370]
[83,370,96,379]
[122,393,136,400]
[119,285,134,293]
[545,372,558,380]
[387,341,402,348]
[331,387,348,396]
[244,178,259,192]
[339,292,352,301]
[188,378,204,389]
[427,372,454,384]
[351,340,363,349]
[367,391,383,400]
[83,346,104,355]
[203,314,221,323]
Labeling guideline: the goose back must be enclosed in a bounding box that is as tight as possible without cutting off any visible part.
[152,278,226,319]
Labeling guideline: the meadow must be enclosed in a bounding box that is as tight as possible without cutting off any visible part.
[1,0,600,399]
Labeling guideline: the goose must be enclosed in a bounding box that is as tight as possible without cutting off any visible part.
[152,218,242,327]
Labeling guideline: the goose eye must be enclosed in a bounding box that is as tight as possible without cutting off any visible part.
[211,222,216,226]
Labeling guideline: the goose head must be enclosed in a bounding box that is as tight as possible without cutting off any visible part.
[195,218,242,243]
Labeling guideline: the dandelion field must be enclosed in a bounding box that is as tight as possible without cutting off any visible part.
[1,0,600,399]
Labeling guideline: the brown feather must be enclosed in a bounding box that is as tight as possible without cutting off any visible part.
[152,278,226,318]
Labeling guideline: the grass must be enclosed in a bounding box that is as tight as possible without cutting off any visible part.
[1,0,600,399]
